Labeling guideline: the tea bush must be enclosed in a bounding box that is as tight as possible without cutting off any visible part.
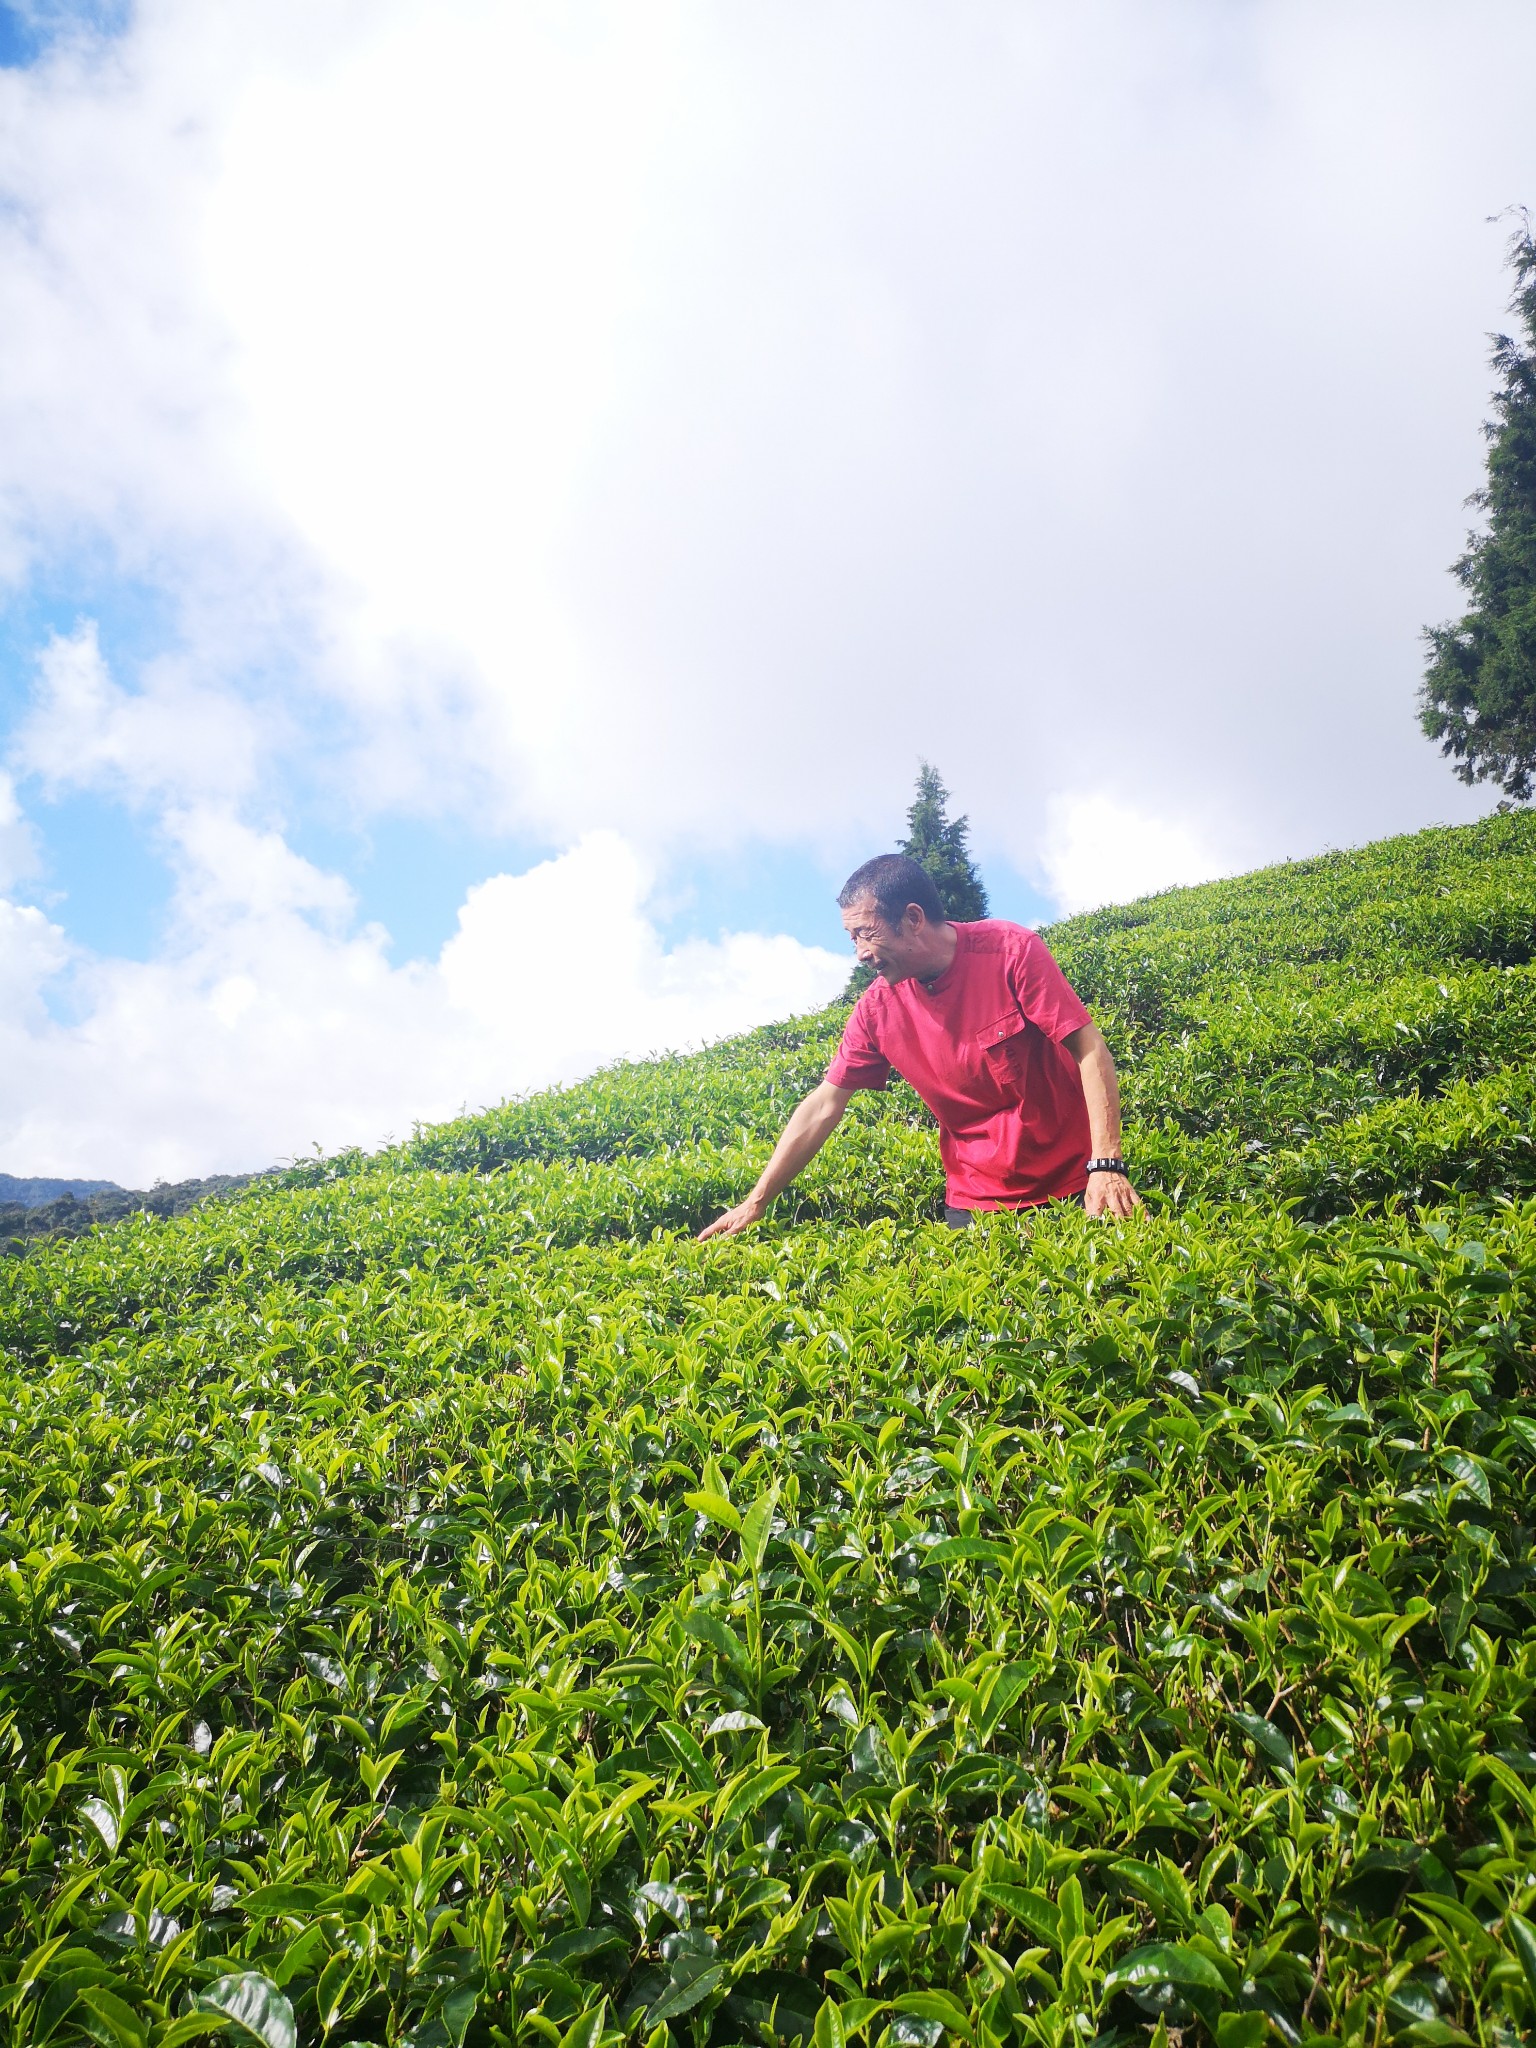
[4,814,1536,2048]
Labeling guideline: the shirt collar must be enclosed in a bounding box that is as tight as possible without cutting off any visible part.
[917,924,965,995]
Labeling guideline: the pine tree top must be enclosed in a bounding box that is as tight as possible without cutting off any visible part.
[900,761,990,922]
[842,762,990,998]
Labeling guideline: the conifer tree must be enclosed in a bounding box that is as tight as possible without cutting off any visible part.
[842,763,990,998]
[1420,220,1536,800]
[900,760,990,921]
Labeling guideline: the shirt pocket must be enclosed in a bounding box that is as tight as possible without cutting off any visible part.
[975,1010,1030,1088]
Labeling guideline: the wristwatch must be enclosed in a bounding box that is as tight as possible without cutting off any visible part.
[1085,1158,1129,1176]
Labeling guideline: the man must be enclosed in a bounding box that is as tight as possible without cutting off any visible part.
[699,854,1141,1238]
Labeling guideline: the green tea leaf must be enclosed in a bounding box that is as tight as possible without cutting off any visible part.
[646,1964,725,2024]
[704,1710,766,1736]
[76,1987,150,2048]
[441,1985,479,2048]
[1439,1451,1492,1506]
[1228,1710,1295,1773]
[193,1973,297,2048]
[156,2018,234,2048]
[1103,1943,1228,1995]
[655,1720,717,1792]
[892,1991,973,2040]
[1110,1856,1193,1927]
[1508,1911,1536,1998]
[1215,2015,1268,2048]
[240,1884,335,1919]
[888,2018,945,2047]
[925,1536,1008,1566]
[301,1651,348,1692]
[814,1999,846,2048]
[539,1928,628,1965]
[684,1490,741,1533]
[683,1608,753,1674]
[740,1482,780,1572]
[78,1798,119,1853]
[557,1999,607,2048]
[716,1762,799,1829]
[980,1884,1060,1951]
[635,1881,690,1930]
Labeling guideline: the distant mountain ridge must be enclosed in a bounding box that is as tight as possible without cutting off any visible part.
[0,1173,121,1209]
[1,1171,266,1250]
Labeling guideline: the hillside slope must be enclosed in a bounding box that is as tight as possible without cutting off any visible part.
[3,814,1536,2047]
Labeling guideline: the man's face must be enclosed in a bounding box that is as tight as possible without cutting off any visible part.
[841,896,924,982]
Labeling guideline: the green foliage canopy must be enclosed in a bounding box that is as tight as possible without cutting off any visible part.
[1421,220,1536,799]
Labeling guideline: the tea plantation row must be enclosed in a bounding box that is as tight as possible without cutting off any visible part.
[3,814,1536,2048]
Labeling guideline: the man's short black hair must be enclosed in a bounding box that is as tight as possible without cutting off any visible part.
[838,854,946,926]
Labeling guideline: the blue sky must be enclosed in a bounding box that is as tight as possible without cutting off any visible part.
[0,0,1529,1180]
[0,1,125,67]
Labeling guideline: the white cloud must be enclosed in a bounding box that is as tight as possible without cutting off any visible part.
[0,819,847,1184]
[0,897,68,1027]
[0,1,1528,866]
[1,630,846,1181]
[1037,792,1224,918]
[13,624,262,805]
[166,807,354,926]
[0,772,38,892]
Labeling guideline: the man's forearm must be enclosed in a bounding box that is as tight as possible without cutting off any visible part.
[1063,1021,1141,1220]
[1065,1023,1124,1157]
[698,1083,853,1239]
[1081,1048,1123,1157]
[747,1089,847,1207]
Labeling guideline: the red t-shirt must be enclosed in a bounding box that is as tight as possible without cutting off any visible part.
[825,920,1093,1209]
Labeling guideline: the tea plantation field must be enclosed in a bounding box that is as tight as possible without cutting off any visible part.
[5,814,1536,2048]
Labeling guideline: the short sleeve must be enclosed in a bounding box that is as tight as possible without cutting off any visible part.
[1007,930,1092,1043]
[825,989,892,1091]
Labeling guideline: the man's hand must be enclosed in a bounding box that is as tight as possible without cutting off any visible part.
[1084,1171,1142,1220]
[697,1195,769,1241]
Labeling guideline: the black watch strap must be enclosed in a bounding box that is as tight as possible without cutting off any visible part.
[1085,1157,1128,1176]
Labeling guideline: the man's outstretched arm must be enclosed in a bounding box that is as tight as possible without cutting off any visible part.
[697,1081,856,1239]
[1062,1021,1143,1219]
